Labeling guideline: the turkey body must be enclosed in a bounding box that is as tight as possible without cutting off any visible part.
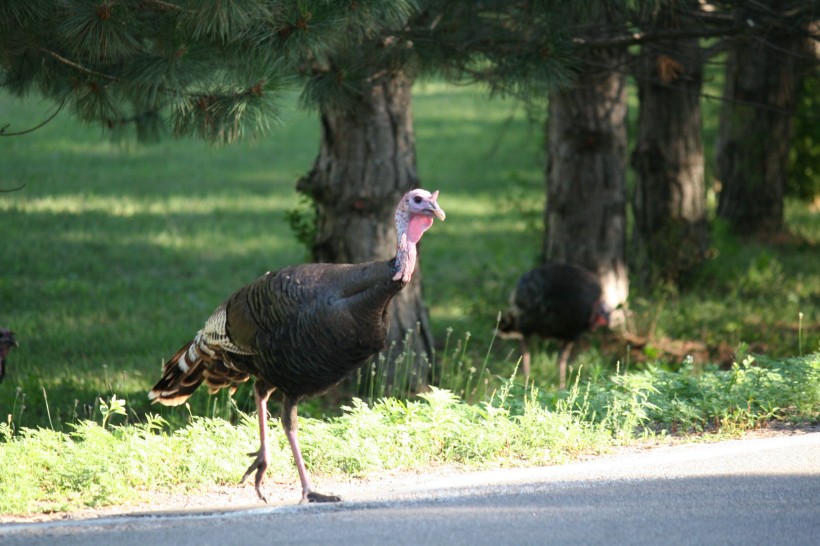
[0,329,18,384]
[149,189,445,504]
[191,261,402,401]
[499,262,610,388]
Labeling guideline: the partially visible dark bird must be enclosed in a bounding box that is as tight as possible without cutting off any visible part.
[0,329,18,384]
[149,189,445,504]
[498,262,610,389]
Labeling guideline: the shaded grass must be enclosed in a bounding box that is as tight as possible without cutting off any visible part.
[0,78,818,516]
[0,82,553,429]
[1,78,818,431]
[1,91,319,427]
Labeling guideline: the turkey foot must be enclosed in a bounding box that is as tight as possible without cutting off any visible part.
[305,491,342,503]
[240,449,269,502]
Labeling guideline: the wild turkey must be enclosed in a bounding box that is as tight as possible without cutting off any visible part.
[0,329,18,383]
[149,189,445,503]
[497,262,610,389]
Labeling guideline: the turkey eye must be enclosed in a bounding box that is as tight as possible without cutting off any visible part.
[413,196,423,204]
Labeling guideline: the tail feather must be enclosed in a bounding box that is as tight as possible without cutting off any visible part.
[148,340,207,406]
[149,333,252,405]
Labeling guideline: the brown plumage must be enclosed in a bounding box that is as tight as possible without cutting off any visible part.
[498,262,610,389]
[0,329,18,384]
[149,189,445,503]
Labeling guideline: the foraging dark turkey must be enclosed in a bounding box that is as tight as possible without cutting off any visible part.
[0,329,18,384]
[149,189,445,503]
[498,262,610,389]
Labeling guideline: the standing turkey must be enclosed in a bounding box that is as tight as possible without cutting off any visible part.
[149,189,445,503]
[497,262,610,389]
[0,329,18,383]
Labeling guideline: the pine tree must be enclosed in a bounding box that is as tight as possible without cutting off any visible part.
[293,1,589,378]
[1,0,590,383]
[715,0,816,237]
[0,0,416,142]
[561,1,817,286]
[631,1,708,285]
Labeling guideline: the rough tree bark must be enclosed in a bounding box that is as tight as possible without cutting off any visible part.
[716,3,806,236]
[297,70,433,384]
[631,5,708,284]
[544,46,630,316]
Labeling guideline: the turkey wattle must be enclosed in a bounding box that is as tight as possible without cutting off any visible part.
[149,189,445,503]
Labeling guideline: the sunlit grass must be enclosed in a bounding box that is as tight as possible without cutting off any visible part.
[0,77,818,517]
[1,352,816,515]
[2,79,818,429]
[2,193,297,216]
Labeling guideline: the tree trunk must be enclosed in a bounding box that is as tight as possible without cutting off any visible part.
[297,71,432,385]
[631,6,708,285]
[544,47,629,316]
[716,3,805,236]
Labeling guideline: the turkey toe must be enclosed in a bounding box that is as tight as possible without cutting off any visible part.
[306,491,342,503]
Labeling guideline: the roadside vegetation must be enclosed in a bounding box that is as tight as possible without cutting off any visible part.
[1,352,817,515]
[0,81,817,515]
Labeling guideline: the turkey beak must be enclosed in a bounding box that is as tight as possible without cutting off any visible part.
[428,191,446,221]
[593,301,612,329]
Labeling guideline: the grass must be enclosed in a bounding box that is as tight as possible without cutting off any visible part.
[0,79,818,515]
[0,353,817,514]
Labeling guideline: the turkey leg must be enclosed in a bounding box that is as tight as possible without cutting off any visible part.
[282,396,341,504]
[241,382,274,502]
[557,341,574,390]
[519,337,531,379]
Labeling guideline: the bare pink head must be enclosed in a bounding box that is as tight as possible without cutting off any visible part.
[393,189,445,283]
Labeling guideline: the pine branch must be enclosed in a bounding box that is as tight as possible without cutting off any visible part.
[142,0,186,12]
[171,80,282,144]
[571,25,746,48]
[0,98,66,136]
[38,48,122,82]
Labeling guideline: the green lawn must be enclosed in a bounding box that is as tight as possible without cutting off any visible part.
[1,81,818,516]
[1,81,818,429]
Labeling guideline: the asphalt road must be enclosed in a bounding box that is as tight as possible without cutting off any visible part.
[2,432,818,545]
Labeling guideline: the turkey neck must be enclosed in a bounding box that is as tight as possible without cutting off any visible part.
[330,261,405,307]
[393,213,433,284]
